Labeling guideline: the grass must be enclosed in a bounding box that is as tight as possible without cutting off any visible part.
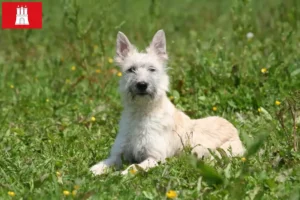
[0,0,300,199]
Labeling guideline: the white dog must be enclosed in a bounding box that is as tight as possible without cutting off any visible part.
[90,30,245,175]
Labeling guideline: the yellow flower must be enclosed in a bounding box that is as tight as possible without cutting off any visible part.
[117,72,122,77]
[96,69,101,74]
[74,185,80,190]
[166,190,177,199]
[261,68,267,74]
[46,99,49,103]
[56,171,62,177]
[108,57,114,64]
[130,168,137,175]
[10,84,14,89]
[90,116,96,122]
[72,190,77,196]
[71,66,76,71]
[258,108,261,112]
[275,100,281,106]
[8,191,16,197]
[241,157,246,162]
[63,190,70,196]
[212,106,217,111]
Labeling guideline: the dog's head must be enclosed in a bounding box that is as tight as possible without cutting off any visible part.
[114,30,169,103]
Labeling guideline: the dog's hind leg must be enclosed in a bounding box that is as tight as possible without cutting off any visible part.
[220,139,245,156]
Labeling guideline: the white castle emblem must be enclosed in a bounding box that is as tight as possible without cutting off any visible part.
[15,6,29,25]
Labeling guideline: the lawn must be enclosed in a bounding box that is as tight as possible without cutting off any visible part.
[1,0,300,199]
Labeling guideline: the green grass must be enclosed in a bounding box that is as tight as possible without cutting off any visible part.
[1,0,300,199]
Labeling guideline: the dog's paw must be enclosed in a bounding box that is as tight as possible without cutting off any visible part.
[121,164,137,175]
[90,162,109,176]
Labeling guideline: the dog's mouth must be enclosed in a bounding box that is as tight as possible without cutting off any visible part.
[128,87,156,100]
[136,92,149,96]
[129,91,155,100]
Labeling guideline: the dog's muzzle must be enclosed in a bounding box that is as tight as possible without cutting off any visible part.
[136,81,148,95]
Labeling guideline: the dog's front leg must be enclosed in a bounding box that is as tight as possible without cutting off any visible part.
[121,157,158,175]
[90,156,121,175]
[90,133,125,175]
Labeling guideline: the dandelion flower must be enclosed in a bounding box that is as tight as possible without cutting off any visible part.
[261,68,267,74]
[166,190,177,199]
[275,100,281,106]
[10,85,14,89]
[96,69,101,74]
[257,108,261,112]
[212,106,217,111]
[56,171,62,177]
[71,66,76,71]
[90,116,96,122]
[117,72,122,77]
[108,57,114,64]
[72,190,77,196]
[246,32,254,39]
[8,191,15,197]
[241,157,246,162]
[63,190,70,196]
[130,168,137,175]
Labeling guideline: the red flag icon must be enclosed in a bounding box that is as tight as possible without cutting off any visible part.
[2,2,42,29]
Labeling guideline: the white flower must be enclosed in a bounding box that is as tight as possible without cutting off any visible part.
[246,32,254,39]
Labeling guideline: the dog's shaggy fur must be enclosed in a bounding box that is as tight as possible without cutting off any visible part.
[90,30,245,175]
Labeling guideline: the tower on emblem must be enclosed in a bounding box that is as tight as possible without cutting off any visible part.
[15,5,29,25]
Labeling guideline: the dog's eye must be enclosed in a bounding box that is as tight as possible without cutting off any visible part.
[127,66,136,73]
[149,68,156,72]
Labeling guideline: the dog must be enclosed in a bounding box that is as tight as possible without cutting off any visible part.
[90,30,245,175]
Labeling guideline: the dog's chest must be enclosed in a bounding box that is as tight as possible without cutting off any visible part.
[122,112,175,163]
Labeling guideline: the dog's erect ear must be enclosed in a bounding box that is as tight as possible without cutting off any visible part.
[116,31,132,61]
[149,30,168,60]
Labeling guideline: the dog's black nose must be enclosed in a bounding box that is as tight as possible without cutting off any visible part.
[136,81,148,91]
